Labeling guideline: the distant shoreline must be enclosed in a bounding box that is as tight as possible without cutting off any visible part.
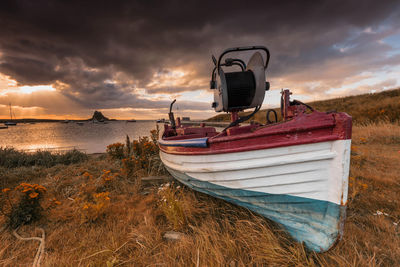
[0,119,210,124]
[0,119,75,123]
[0,119,135,123]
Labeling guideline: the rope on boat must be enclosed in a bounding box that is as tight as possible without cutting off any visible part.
[266,109,278,124]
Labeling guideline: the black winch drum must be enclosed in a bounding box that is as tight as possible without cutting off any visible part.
[224,71,256,108]
[213,51,266,112]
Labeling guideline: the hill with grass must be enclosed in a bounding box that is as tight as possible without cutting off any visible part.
[207,88,400,124]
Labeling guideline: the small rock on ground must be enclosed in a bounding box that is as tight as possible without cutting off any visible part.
[163,231,184,241]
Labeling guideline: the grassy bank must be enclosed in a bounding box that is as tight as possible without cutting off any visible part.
[0,124,399,266]
[0,148,88,169]
[207,88,400,124]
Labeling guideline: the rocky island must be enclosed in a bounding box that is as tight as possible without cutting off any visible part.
[90,111,109,122]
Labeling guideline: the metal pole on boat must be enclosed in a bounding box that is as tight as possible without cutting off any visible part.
[230,111,239,122]
[169,99,177,129]
[281,89,292,120]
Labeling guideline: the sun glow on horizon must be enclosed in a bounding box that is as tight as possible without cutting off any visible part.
[18,85,56,94]
[0,74,56,95]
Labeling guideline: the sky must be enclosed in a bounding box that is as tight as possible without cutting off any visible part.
[1,0,400,120]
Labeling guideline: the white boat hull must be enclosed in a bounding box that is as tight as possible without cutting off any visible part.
[160,139,351,252]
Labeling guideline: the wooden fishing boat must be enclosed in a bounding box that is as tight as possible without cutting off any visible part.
[158,46,352,252]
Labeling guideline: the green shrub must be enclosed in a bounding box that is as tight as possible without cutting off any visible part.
[57,149,89,165]
[1,183,48,229]
[108,126,166,179]
[75,172,112,223]
[106,143,125,160]
[0,148,88,168]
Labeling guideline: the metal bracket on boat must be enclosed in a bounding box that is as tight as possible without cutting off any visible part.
[216,46,270,72]
[169,99,176,129]
[281,89,314,120]
[210,58,246,89]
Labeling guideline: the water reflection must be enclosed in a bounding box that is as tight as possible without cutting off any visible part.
[0,121,159,153]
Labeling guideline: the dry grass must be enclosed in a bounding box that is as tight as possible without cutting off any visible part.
[1,123,399,266]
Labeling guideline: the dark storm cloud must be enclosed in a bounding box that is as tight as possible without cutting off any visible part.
[1,0,400,110]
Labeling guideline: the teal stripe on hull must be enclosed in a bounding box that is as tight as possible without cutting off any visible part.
[165,167,345,252]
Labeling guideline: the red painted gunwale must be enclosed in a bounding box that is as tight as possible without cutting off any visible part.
[159,111,352,156]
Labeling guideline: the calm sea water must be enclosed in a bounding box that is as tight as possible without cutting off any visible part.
[0,121,160,154]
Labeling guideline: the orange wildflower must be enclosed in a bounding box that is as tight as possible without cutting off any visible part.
[34,185,47,192]
[29,192,39,198]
